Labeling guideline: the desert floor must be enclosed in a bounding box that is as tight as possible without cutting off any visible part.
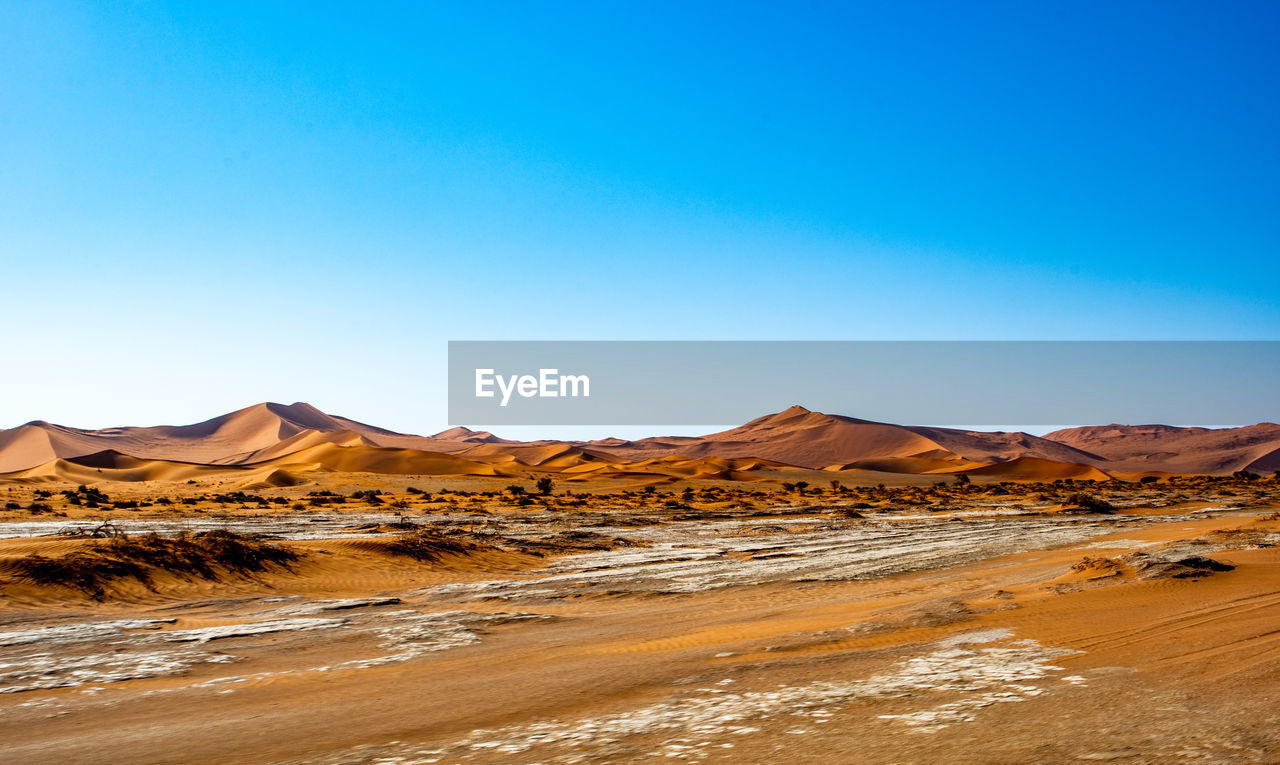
[1,475,1279,764]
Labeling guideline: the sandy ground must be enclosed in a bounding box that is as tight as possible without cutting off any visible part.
[1,477,1278,764]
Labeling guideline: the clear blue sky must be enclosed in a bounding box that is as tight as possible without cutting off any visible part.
[3,1,1278,435]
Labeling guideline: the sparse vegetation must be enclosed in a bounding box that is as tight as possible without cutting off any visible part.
[384,530,477,562]
[1063,492,1116,513]
[9,530,300,600]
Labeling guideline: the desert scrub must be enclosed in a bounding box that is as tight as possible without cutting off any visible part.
[7,530,300,600]
[384,530,478,562]
[1062,492,1116,513]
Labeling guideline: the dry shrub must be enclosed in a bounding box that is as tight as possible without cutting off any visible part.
[1063,492,1116,513]
[9,531,299,600]
[384,530,477,562]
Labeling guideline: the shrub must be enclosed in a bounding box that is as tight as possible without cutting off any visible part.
[1063,492,1115,513]
[384,530,475,562]
[10,531,299,600]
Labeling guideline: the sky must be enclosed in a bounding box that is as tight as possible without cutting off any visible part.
[2,1,1278,437]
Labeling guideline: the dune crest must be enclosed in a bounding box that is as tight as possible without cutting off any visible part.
[2,403,1278,481]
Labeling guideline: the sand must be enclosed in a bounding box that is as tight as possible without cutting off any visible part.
[0,474,1278,762]
[2,405,1280,762]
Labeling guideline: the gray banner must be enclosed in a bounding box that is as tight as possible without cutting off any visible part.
[447,341,1280,426]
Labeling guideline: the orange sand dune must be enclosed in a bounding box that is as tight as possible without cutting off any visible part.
[4,451,237,484]
[1044,422,1280,475]
[242,443,518,478]
[952,455,1114,482]
[0,443,518,485]
[826,452,988,474]
[216,428,375,464]
[3,402,1276,481]
[456,442,612,468]
[585,406,1105,470]
[428,426,511,444]
[0,403,439,472]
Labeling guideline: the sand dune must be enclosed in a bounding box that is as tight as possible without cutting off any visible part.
[1044,422,1280,474]
[826,456,985,474]
[456,442,611,468]
[0,443,518,485]
[428,426,511,445]
[239,443,516,478]
[6,452,233,484]
[583,406,1106,470]
[0,421,120,474]
[3,403,1276,483]
[218,428,375,464]
[952,455,1115,482]
[0,403,424,471]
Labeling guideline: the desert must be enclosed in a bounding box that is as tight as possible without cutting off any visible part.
[9,2,1279,762]
[2,404,1279,763]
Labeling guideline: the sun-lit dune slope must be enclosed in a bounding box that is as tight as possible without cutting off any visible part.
[1043,422,1280,475]
[454,442,622,471]
[950,455,1115,482]
[239,442,518,478]
[218,428,376,464]
[0,442,519,485]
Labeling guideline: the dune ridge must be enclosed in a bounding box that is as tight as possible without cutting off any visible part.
[1045,422,1280,474]
[2,403,1277,482]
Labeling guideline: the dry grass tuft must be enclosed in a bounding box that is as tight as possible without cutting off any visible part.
[384,530,478,562]
[9,531,299,600]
